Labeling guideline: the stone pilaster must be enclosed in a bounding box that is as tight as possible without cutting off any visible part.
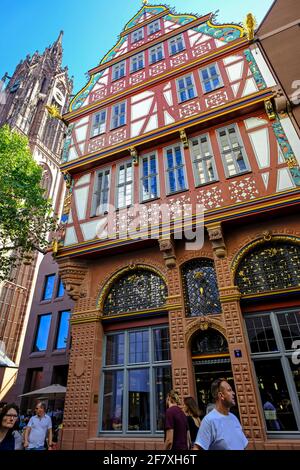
[61,309,103,450]
[164,254,192,400]
[214,254,266,443]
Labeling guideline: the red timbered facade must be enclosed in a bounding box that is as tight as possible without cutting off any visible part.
[55,4,300,450]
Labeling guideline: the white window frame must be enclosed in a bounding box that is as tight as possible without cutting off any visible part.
[131,27,144,44]
[111,101,126,129]
[216,124,250,177]
[176,73,197,103]
[116,160,133,209]
[91,167,111,216]
[199,63,223,94]
[139,152,160,202]
[112,61,126,81]
[148,43,164,65]
[130,52,145,73]
[189,134,218,186]
[147,20,161,35]
[163,143,188,195]
[90,109,107,137]
[168,34,185,55]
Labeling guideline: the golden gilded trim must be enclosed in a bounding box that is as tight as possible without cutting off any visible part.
[241,286,300,300]
[97,264,167,310]
[192,353,230,360]
[102,303,182,321]
[206,19,244,36]
[231,235,300,276]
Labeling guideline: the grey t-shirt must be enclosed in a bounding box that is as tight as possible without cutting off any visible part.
[195,409,248,450]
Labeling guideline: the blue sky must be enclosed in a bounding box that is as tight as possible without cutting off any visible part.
[0,0,274,95]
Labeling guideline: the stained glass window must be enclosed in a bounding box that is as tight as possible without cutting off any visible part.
[236,242,300,295]
[182,259,221,317]
[103,269,167,316]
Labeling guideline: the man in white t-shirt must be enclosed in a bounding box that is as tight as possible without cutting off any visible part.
[193,378,248,450]
[24,402,53,450]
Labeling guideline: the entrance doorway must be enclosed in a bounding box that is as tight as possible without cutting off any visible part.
[191,328,239,418]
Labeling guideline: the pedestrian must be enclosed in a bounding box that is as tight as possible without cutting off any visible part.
[193,378,248,450]
[183,396,201,447]
[0,403,21,450]
[23,402,53,450]
[164,390,190,450]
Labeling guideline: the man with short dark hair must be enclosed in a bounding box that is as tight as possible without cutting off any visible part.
[193,378,248,450]
[24,402,53,450]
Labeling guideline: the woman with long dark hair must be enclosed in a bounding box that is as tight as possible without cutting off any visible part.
[183,397,201,447]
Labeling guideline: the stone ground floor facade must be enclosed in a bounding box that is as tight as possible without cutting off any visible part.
[57,212,300,450]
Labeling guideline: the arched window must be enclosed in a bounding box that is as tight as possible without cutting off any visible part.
[235,242,300,295]
[181,259,221,317]
[103,269,167,316]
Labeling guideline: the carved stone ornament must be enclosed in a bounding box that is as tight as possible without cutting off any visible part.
[129,146,138,165]
[179,129,189,149]
[207,224,226,258]
[57,258,88,301]
[158,238,176,268]
[74,356,86,377]
[273,87,288,116]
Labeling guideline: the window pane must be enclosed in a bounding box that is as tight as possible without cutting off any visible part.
[288,358,300,409]
[128,369,150,431]
[106,334,124,365]
[56,278,64,297]
[154,367,172,431]
[42,274,55,300]
[129,330,149,363]
[154,328,170,361]
[55,310,70,349]
[254,359,298,431]
[245,316,278,353]
[277,311,300,350]
[34,314,51,352]
[102,370,124,431]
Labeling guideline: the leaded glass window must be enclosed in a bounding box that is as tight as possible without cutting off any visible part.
[236,242,300,295]
[164,144,187,194]
[176,74,196,102]
[103,269,167,316]
[182,259,221,317]
[245,310,300,434]
[217,124,249,177]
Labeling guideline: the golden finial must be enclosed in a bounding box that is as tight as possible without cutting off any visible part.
[143,0,148,5]
[243,13,257,41]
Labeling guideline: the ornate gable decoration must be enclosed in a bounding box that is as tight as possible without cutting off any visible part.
[69,4,244,112]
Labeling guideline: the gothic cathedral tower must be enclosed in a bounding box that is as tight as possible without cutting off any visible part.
[0,32,72,398]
